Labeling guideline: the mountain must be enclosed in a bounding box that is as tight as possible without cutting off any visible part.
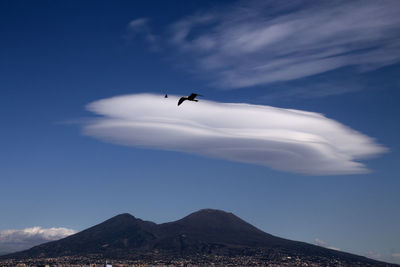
[3,213,158,258]
[2,209,396,266]
[153,209,292,253]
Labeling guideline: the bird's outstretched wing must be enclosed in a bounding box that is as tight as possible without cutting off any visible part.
[178,97,186,106]
[188,93,203,100]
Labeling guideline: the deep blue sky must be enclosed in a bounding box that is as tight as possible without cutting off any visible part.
[1,0,399,263]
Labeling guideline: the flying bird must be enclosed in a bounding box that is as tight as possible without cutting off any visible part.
[178,93,203,106]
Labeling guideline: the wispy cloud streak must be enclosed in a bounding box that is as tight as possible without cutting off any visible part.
[165,0,400,89]
[83,94,386,175]
[125,18,158,50]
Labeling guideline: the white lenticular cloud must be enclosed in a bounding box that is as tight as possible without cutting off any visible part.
[0,227,76,254]
[83,94,387,175]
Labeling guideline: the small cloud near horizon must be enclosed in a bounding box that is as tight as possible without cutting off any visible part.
[392,253,400,259]
[83,94,387,175]
[0,227,76,255]
[364,251,382,260]
[314,238,341,251]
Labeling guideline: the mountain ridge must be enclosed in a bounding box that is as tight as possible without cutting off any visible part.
[2,209,397,266]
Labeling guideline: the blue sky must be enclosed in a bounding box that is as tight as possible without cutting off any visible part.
[1,0,400,263]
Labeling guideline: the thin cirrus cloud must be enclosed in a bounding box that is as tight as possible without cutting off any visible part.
[127,1,400,91]
[165,0,400,89]
[0,227,76,255]
[125,18,157,47]
[83,94,386,175]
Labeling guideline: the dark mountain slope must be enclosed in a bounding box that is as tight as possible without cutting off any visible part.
[2,209,396,266]
[153,209,290,253]
[153,209,388,265]
[8,213,157,257]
